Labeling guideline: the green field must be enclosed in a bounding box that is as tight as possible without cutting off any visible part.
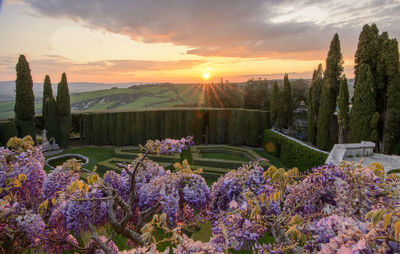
[0,83,205,119]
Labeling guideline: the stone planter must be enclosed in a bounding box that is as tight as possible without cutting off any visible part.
[45,153,89,170]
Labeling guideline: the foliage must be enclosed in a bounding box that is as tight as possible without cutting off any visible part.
[1,135,400,253]
[351,24,400,154]
[0,120,18,145]
[337,75,349,144]
[14,55,36,141]
[42,75,54,117]
[203,82,242,108]
[80,108,268,147]
[380,38,400,153]
[316,78,334,150]
[270,81,279,126]
[14,55,35,122]
[44,97,59,142]
[56,73,71,148]
[349,64,376,142]
[281,74,292,128]
[243,78,270,110]
[263,129,327,171]
[307,64,323,145]
[317,34,343,150]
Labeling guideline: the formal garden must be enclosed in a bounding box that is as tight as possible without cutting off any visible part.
[1,133,400,253]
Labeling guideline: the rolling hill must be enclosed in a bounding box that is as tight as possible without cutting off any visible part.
[0,83,205,119]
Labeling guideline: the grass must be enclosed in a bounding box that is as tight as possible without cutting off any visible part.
[45,147,114,175]
[201,152,246,161]
[251,149,288,169]
[0,83,206,120]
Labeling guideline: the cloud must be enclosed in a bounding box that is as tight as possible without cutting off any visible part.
[24,0,400,59]
[0,54,206,81]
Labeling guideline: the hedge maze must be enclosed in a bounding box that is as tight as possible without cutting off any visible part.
[97,145,271,181]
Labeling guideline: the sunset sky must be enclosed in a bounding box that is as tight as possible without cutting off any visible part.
[0,0,399,83]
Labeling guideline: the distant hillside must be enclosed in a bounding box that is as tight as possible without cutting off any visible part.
[0,83,204,119]
[0,79,355,120]
[0,81,147,102]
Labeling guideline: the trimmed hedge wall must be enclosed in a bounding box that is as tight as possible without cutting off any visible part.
[78,108,269,147]
[1,108,270,148]
[14,119,36,142]
[263,129,327,171]
[58,116,71,148]
[0,120,18,145]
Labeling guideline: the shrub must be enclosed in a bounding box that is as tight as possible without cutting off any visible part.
[263,129,327,171]
[0,120,18,145]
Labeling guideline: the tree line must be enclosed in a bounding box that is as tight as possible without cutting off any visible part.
[308,24,400,153]
[14,55,71,147]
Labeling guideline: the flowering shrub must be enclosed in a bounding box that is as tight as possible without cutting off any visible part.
[1,135,400,253]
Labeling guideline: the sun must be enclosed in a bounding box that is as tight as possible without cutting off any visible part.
[202,72,210,80]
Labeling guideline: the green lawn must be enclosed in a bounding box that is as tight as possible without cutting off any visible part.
[251,149,288,169]
[45,147,115,176]
[201,152,246,161]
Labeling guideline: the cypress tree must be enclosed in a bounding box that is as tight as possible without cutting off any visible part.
[316,34,343,149]
[349,64,376,142]
[56,73,71,147]
[42,75,53,116]
[370,112,380,144]
[56,73,71,116]
[42,75,56,140]
[270,81,279,126]
[14,55,36,140]
[316,79,334,150]
[337,75,349,143]
[307,64,323,145]
[354,24,380,85]
[276,90,285,130]
[282,74,292,127]
[381,39,400,153]
[324,33,344,98]
[44,97,58,142]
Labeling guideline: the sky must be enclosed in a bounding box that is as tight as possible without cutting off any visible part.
[0,0,399,83]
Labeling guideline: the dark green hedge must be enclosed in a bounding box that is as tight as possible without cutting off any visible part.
[58,116,71,148]
[78,108,270,147]
[0,120,18,145]
[14,119,36,142]
[263,129,328,171]
[5,108,269,147]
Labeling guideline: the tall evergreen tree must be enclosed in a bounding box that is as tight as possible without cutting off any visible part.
[380,39,400,153]
[56,73,71,147]
[282,74,292,127]
[337,75,349,143]
[276,89,285,130]
[14,55,36,140]
[44,97,58,142]
[42,75,53,116]
[316,79,334,150]
[354,24,380,85]
[307,64,323,145]
[270,81,279,126]
[349,64,376,142]
[56,73,71,117]
[316,34,343,149]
